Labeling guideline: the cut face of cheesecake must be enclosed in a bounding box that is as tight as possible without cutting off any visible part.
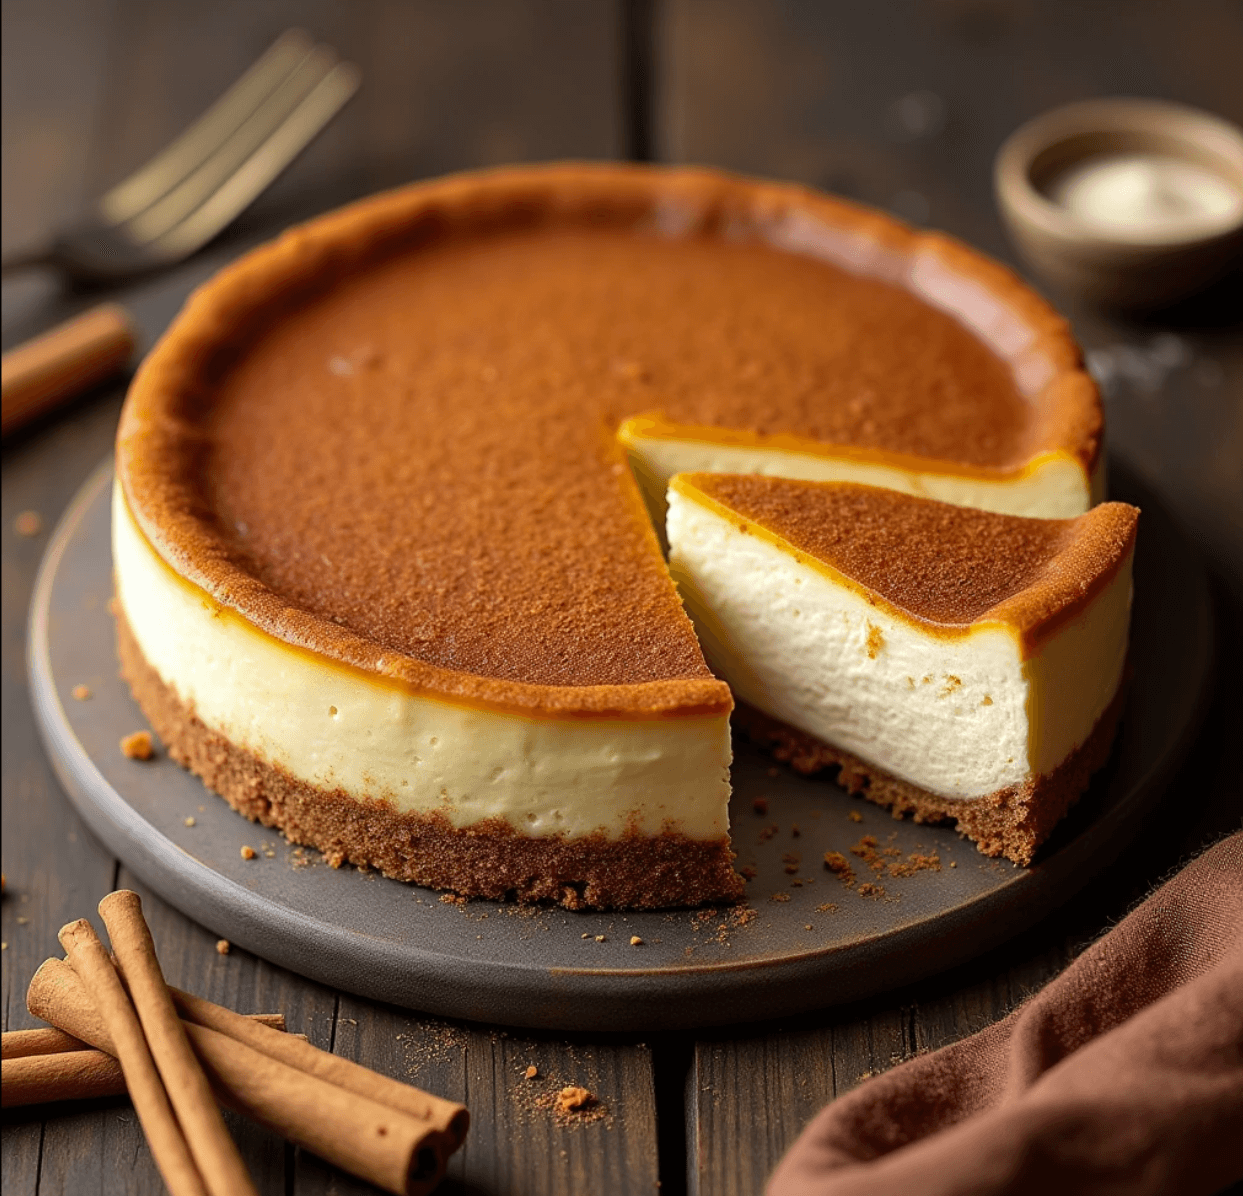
[666,474,1138,865]
[114,164,1105,907]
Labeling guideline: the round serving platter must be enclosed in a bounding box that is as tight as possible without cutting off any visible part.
[30,461,1212,1031]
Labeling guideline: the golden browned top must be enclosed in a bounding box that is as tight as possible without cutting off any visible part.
[675,474,1138,646]
[117,164,1101,715]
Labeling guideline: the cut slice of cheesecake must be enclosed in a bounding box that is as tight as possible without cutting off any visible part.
[666,474,1139,865]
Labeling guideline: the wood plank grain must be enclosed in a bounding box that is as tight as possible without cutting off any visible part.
[1,392,127,1196]
[291,997,660,1196]
[0,1121,41,1196]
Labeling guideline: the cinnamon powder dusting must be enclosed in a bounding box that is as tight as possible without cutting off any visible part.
[684,474,1137,633]
[122,167,1080,709]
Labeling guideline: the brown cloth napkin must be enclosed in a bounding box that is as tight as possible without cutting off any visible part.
[768,833,1243,1196]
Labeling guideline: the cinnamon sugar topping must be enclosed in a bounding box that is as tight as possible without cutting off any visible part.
[680,474,1137,645]
[117,165,1099,714]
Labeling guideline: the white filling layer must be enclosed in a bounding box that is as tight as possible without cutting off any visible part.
[623,429,1095,523]
[113,485,732,840]
[666,486,1131,800]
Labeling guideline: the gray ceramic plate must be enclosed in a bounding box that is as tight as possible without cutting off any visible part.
[29,461,1211,1031]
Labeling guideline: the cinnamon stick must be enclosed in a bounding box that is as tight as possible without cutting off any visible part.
[1,1021,298,1108]
[170,986,469,1149]
[29,958,449,1196]
[1,304,135,438]
[2,1049,126,1107]
[58,921,208,1196]
[2,1026,91,1059]
[184,1021,447,1195]
[100,891,257,1196]
[2,1016,281,1062]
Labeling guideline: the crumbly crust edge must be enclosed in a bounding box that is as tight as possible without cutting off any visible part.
[733,685,1127,867]
[117,609,744,910]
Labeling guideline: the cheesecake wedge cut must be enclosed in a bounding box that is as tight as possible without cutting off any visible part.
[666,474,1139,865]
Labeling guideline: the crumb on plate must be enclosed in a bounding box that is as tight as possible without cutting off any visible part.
[120,730,154,760]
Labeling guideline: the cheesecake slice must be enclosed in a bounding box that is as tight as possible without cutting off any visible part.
[666,474,1138,865]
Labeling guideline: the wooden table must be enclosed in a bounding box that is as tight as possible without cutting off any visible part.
[3,3,1240,1192]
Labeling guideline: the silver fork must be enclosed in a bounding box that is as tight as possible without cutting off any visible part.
[1,29,359,284]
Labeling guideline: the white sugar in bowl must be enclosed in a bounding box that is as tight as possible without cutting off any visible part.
[995,98,1243,309]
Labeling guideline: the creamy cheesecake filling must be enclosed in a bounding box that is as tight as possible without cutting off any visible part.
[113,484,733,841]
[665,483,1132,800]
[623,419,1099,523]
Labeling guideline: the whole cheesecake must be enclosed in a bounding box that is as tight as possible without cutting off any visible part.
[114,164,1104,908]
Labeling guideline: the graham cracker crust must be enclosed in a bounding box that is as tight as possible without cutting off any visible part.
[117,612,743,910]
[733,685,1127,866]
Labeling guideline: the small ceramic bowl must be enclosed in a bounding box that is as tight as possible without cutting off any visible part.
[995,98,1243,309]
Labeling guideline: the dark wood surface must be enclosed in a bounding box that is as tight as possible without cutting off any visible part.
[2,3,1240,1193]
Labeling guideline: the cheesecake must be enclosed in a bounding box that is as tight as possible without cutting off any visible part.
[114,163,1105,907]
[666,474,1138,865]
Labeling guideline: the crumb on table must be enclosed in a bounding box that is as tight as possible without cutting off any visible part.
[752,797,768,815]
[240,845,257,860]
[848,810,864,823]
[629,935,643,946]
[524,1065,538,1079]
[216,939,230,955]
[184,816,196,827]
[555,1086,595,1114]
[120,730,155,760]
[71,684,92,701]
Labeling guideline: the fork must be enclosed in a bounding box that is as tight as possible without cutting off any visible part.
[1,29,359,284]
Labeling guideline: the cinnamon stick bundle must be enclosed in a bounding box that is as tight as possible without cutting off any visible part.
[58,919,209,1196]
[2,1049,126,1107]
[28,958,449,1196]
[100,891,257,1196]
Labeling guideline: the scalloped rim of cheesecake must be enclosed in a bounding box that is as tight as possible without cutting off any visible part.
[668,474,1138,658]
[116,161,1102,719]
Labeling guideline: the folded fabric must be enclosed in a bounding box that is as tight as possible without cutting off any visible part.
[768,833,1243,1196]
